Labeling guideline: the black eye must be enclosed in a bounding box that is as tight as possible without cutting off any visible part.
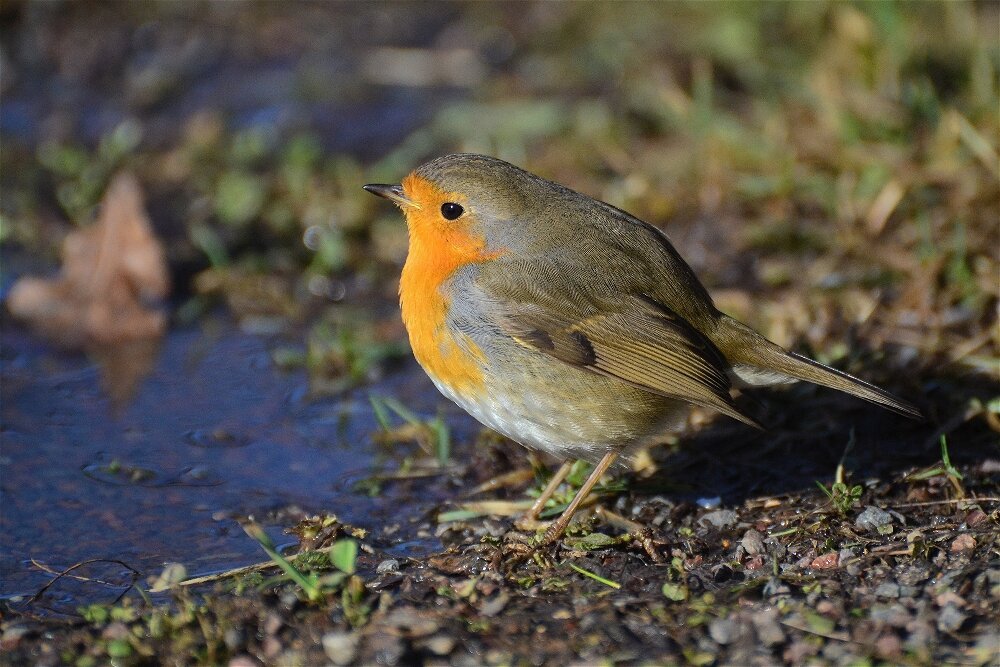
[441,202,464,220]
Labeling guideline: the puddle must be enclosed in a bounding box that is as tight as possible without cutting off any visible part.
[0,4,485,607]
[0,317,477,603]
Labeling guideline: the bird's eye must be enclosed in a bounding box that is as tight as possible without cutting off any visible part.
[440,202,464,220]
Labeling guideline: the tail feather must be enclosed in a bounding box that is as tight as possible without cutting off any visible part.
[714,316,922,420]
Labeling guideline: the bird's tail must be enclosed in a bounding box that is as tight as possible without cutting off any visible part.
[713,316,922,419]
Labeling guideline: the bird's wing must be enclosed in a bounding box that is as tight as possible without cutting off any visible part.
[499,293,759,428]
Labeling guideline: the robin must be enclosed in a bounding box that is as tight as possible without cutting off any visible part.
[364,153,920,545]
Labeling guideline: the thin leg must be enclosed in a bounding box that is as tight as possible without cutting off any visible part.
[539,451,619,546]
[523,460,574,522]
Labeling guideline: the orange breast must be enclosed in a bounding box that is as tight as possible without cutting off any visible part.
[397,174,502,397]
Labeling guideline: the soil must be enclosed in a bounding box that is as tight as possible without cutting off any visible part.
[2,2,997,665]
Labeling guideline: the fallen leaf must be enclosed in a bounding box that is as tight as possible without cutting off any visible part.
[7,172,169,346]
[7,173,169,406]
[662,581,688,601]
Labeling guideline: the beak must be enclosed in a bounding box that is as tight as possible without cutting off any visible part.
[363,183,417,208]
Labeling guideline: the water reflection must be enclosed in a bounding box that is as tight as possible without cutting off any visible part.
[0,318,469,604]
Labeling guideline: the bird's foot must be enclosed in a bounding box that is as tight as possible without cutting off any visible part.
[498,532,556,572]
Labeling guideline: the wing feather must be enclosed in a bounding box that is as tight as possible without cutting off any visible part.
[502,296,759,428]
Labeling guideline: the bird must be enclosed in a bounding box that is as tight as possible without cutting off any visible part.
[363,153,920,545]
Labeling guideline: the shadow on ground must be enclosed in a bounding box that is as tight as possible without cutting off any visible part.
[641,359,997,506]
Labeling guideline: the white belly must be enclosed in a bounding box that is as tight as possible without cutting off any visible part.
[428,368,685,463]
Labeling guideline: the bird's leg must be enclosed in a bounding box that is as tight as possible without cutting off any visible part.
[538,451,618,546]
[523,460,574,522]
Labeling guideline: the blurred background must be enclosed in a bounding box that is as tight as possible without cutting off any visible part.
[1,1,997,600]
[3,1,996,368]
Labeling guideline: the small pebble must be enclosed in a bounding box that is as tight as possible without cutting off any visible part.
[368,632,405,665]
[764,537,787,559]
[965,509,987,527]
[821,641,849,662]
[783,640,818,663]
[950,534,976,553]
[972,632,1000,664]
[935,590,965,608]
[815,600,836,616]
[699,509,738,528]
[323,631,359,666]
[101,622,129,641]
[875,633,903,660]
[425,635,456,656]
[376,559,400,574]
[262,637,282,659]
[482,519,508,537]
[856,506,893,532]
[869,603,910,627]
[263,614,283,636]
[708,618,739,644]
[480,592,510,617]
[0,626,28,651]
[980,459,1000,473]
[740,529,765,556]
[896,563,930,586]
[903,619,935,654]
[751,609,785,647]
[453,653,486,667]
[227,657,258,667]
[223,628,245,651]
[276,651,307,665]
[875,582,901,598]
[937,604,967,633]
[384,606,439,636]
[810,552,839,569]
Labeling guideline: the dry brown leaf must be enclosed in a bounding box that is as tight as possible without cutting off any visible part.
[6,172,169,347]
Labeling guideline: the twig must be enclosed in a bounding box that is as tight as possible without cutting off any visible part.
[147,541,344,594]
[892,497,999,508]
[31,559,129,588]
[29,558,146,606]
[467,467,535,495]
[780,619,850,643]
[593,506,645,534]
[948,329,994,363]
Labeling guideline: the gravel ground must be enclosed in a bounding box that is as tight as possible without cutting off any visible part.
[2,3,997,665]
